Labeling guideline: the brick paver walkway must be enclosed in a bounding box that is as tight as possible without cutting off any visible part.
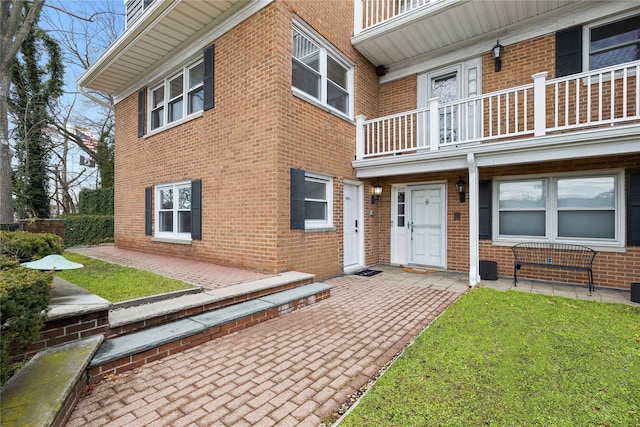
[68,245,273,290]
[65,271,463,426]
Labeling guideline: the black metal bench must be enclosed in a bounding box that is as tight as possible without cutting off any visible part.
[512,243,597,295]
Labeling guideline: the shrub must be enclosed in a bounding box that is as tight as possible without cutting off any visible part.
[0,231,63,262]
[78,187,113,215]
[63,215,114,248]
[0,265,53,385]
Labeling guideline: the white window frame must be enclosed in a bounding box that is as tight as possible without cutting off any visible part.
[493,171,624,247]
[292,17,354,119]
[304,172,333,230]
[148,59,204,132]
[583,12,640,71]
[154,180,192,241]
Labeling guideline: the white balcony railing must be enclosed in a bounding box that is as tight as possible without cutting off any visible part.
[354,0,445,34]
[356,60,640,160]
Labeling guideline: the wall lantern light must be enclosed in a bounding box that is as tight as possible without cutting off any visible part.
[492,40,504,72]
[456,177,466,203]
[371,184,382,204]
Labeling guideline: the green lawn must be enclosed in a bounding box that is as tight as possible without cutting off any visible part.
[55,252,193,303]
[341,288,640,427]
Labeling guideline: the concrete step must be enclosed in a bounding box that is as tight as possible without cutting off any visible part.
[89,282,332,381]
[0,336,103,427]
[108,271,315,337]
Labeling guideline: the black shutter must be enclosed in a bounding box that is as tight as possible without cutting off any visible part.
[556,26,583,77]
[290,168,305,230]
[203,44,215,111]
[478,180,492,240]
[191,180,202,240]
[627,170,640,246]
[138,89,145,137]
[145,187,152,235]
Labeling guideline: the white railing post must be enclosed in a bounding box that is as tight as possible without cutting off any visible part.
[428,98,440,151]
[354,0,363,35]
[355,115,366,159]
[532,72,548,137]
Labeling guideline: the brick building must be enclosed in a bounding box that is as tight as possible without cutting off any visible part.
[78,0,640,290]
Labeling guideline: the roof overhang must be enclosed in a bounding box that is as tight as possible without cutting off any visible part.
[352,0,617,69]
[78,0,272,101]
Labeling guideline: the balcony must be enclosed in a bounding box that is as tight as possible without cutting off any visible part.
[352,0,581,67]
[355,60,640,162]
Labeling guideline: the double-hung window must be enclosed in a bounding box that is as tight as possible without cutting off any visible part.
[149,60,204,131]
[292,20,353,117]
[156,181,192,239]
[495,173,622,245]
[304,173,333,229]
[586,13,640,70]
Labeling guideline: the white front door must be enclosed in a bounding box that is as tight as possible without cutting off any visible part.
[408,184,446,267]
[343,182,363,270]
[391,186,408,265]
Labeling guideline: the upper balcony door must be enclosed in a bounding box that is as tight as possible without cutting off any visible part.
[417,59,481,148]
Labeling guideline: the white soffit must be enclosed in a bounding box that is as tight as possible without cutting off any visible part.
[78,0,253,96]
[353,0,585,66]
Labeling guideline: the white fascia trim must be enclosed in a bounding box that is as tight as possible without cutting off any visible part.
[108,1,275,103]
[78,0,176,90]
[351,0,466,45]
[353,124,640,178]
[379,1,639,84]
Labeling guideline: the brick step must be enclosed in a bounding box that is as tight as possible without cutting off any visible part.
[89,282,332,382]
[108,271,315,338]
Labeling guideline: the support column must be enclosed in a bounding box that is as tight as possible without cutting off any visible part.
[532,72,548,137]
[467,153,479,287]
[355,115,366,160]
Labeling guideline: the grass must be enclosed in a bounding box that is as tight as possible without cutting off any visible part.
[341,288,640,427]
[55,252,193,303]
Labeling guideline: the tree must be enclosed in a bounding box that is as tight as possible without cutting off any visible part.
[0,0,45,223]
[44,0,120,190]
[10,16,64,218]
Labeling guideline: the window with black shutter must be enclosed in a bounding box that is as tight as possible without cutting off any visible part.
[478,180,492,240]
[627,170,640,246]
[556,26,583,77]
[203,44,215,111]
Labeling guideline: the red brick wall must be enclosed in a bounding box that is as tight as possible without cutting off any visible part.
[379,75,417,116]
[114,1,379,279]
[477,155,640,290]
[374,155,640,290]
[482,34,556,93]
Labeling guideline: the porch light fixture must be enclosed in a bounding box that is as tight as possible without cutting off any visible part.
[492,40,504,72]
[371,184,382,204]
[456,177,466,203]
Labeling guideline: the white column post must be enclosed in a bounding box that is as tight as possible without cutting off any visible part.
[428,98,440,151]
[355,115,366,160]
[467,153,479,287]
[532,72,548,137]
[354,0,363,36]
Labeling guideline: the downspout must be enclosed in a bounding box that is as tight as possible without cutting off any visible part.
[467,153,479,287]
[77,85,114,110]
